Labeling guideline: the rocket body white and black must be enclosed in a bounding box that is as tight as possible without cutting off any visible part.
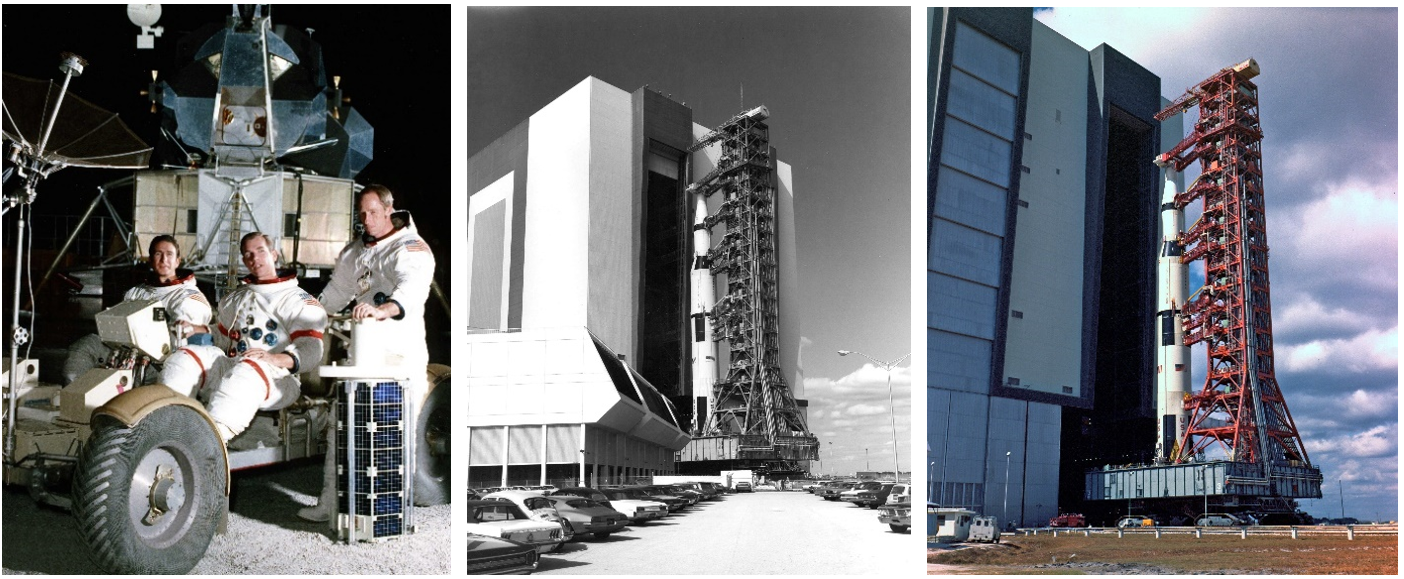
[1155,166,1191,462]
[689,192,718,433]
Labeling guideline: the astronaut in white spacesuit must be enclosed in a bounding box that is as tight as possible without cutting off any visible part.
[160,232,327,441]
[62,235,213,384]
[298,184,436,522]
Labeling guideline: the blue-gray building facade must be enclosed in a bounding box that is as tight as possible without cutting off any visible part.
[928,7,1180,527]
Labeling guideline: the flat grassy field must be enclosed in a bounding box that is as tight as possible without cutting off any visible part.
[928,533,1397,575]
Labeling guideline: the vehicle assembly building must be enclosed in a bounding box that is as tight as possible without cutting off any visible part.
[929,7,1322,527]
[467,77,816,488]
[928,7,1185,526]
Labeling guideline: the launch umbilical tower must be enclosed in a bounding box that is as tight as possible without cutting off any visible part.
[1155,59,1312,474]
[1085,60,1320,524]
[681,106,818,473]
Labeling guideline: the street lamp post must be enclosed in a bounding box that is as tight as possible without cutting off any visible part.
[837,350,910,486]
[928,461,936,505]
[1003,451,1011,525]
[1339,479,1345,519]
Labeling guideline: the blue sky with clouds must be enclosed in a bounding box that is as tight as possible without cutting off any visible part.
[1035,7,1398,521]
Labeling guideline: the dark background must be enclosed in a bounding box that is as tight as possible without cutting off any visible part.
[3,4,451,363]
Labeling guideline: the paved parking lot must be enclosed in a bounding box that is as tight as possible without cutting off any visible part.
[534,490,917,575]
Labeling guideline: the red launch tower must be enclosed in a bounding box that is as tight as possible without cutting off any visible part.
[1155,60,1312,475]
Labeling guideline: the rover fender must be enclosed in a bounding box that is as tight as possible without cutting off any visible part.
[90,384,231,493]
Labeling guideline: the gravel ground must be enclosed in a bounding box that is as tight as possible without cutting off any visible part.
[3,460,449,575]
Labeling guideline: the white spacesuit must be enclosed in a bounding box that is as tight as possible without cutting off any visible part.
[299,204,436,522]
[161,272,327,440]
[318,211,436,386]
[62,270,213,385]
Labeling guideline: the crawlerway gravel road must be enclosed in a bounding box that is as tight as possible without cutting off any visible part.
[533,491,915,575]
[2,460,449,574]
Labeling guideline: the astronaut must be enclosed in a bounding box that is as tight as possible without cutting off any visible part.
[160,232,327,441]
[62,235,212,384]
[299,184,435,522]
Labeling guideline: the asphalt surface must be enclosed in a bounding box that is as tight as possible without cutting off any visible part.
[532,491,917,575]
[2,460,449,575]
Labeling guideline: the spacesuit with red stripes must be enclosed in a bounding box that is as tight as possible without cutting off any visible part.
[160,272,327,441]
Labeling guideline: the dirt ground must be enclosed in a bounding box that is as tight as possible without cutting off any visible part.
[927,533,1398,575]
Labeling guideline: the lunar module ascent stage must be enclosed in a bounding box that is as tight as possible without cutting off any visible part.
[2,6,450,574]
[1084,59,1322,524]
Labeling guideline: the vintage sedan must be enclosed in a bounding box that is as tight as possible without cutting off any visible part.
[614,486,688,512]
[817,481,857,500]
[543,495,629,539]
[483,490,577,545]
[877,502,911,533]
[465,500,565,554]
[848,482,896,508]
[598,489,670,523]
[466,533,540,575]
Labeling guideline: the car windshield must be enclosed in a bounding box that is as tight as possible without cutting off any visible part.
[523,497,553,510]
[473,504,527,522]
[565,499,599,509]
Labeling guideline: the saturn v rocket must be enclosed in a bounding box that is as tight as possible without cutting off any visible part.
[1154,164,1191,463]
[690,190,718,433]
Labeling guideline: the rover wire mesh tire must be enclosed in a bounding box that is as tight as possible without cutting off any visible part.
[72,406,227,574]
[413,364,452,506]
[889,524,909,533]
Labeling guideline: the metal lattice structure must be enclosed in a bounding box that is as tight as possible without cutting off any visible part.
[686,106,818,466]
[1155,60,1312,475]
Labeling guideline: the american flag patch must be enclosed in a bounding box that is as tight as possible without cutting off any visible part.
[300,292,322,307]
[404,238,430,253]
[189,293,209,306]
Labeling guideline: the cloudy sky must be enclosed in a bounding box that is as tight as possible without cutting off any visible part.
[1036,7,1398,521]
[468,7,913,477]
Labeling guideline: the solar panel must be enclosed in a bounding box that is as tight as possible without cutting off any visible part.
[335,380,415,541]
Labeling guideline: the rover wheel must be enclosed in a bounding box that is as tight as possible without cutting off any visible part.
[72,406,226,574]
[889,524,909,533]
[414,364,451,506]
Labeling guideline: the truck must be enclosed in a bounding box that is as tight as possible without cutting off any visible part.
[1048,512,1088,527]
[968,516,1001,543]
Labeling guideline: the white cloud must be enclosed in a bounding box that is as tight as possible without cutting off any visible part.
[1279,326,1398,373]
[1273,296,1380,339]
[1310,424,1398,459]
[845,403,889,417]
[1277,187,1398,280]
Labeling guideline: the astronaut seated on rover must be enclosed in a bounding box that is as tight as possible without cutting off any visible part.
[62,235,213,386]
[158,232,328,445]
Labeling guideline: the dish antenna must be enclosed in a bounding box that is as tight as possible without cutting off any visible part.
[127,4,164,49]
[1,52,152,458]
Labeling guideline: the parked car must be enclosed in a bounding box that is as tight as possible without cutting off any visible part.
[817,481,857,500]
[542,495,628,539]
[465,500,566,554]
[597,489,670,523]
[483,491,577,545]
[840,481,889,507]
[1117,515,1159,528]
[1196,513,1255,527]
[614,486,687,512]
[849,482,896,508]
[885,483,911,506]
[877,502,911,533]
[466,533,540,575]
[1048,513,1088,528]
[735,481,753,493]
